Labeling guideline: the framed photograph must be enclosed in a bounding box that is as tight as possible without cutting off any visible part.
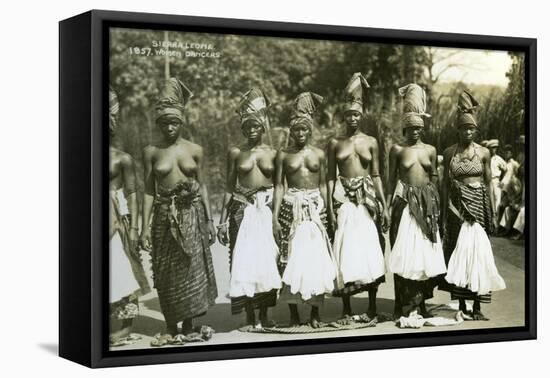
[59,9,536,368]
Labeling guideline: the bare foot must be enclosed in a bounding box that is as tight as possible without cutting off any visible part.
[472,310,489,321]
[310,318,321,328]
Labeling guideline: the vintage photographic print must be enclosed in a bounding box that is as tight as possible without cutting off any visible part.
[108,26,526,351]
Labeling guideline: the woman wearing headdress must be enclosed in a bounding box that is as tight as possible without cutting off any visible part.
[139,78,218,344]
[109,87,144,345]
[272,92,337,328]
[216,88,281,329]
[387,84,447,319]
[441,90,505,320]
[327,73,388,322]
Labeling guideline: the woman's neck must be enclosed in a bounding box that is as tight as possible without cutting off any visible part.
[406,138,422,147]
[346,127,361,138]
[247,138,262,149]
[163,136,182,147]
[458,140,474,149]
[294,142,308,151]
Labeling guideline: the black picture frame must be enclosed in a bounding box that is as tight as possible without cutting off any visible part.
[59,9,537,368]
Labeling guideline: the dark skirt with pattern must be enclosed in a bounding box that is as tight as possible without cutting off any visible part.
[227,186,278,315]
[331,177,386,298]
[151,181,218,326]
[390,182,443,309]
[277,196,327,307]
[442,181,493,303]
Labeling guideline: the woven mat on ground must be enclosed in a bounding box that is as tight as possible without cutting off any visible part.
[243,313,394,334]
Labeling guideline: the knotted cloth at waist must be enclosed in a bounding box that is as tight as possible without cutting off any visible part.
[393,180,440,243]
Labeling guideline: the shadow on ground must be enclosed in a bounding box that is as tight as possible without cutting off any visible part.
[38,343,58,355]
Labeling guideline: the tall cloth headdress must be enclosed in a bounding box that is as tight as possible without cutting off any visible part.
[155,78,194,122]
[398,83,431,128]
[343,72,370,114]
[237,88,270,128]
[456,90,479,127]
[289,92,324,129]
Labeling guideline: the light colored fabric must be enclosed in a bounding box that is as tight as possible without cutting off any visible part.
[513,207,525,234]
[333,200,385,289]
[110,189,140,303]
[490,155,506,179]
[388,204,446,281]
[110,229,140,303]
[491,177,503,212]
[281,189,336,301]
[397,310,466,329]
[229,189,282,297]
[399,83,431,128]
[502,159,520,191]
[445,222,506,295]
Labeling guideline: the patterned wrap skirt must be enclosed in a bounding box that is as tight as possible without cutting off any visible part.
[227,184,280,314]
[151,180,218,325]
[278,188,336,306]
[442,180,505,302]
[388,181,446,308]
[331,176,386,297]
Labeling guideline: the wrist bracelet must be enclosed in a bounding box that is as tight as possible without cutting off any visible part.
[216,221,229,229]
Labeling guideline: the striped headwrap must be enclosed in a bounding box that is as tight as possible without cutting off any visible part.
[456,90,479,128]
[109,86,119,117]
[289,92,324,129]
[109,86,119,130]
[155,78,194,122]
[343,72,370,114]
[236,88,270,130]
[398,83,430,128]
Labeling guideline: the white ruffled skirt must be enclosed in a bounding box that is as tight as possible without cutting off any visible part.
[333,202,386,288]
[281,190,336,301]
[229,192,282,298]
[388,204,447,280]
[445,222,506,295]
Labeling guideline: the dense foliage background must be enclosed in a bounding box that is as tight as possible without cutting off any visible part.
[110,28,526,211]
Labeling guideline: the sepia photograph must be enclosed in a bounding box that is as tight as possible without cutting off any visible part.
[107,26,527,351]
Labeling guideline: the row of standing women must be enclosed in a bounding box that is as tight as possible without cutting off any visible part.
[109,74,506,345]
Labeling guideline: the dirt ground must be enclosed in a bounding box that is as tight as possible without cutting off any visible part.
[111,234,525,351]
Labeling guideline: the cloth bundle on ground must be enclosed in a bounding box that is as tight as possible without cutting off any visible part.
[397,310,468,329]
